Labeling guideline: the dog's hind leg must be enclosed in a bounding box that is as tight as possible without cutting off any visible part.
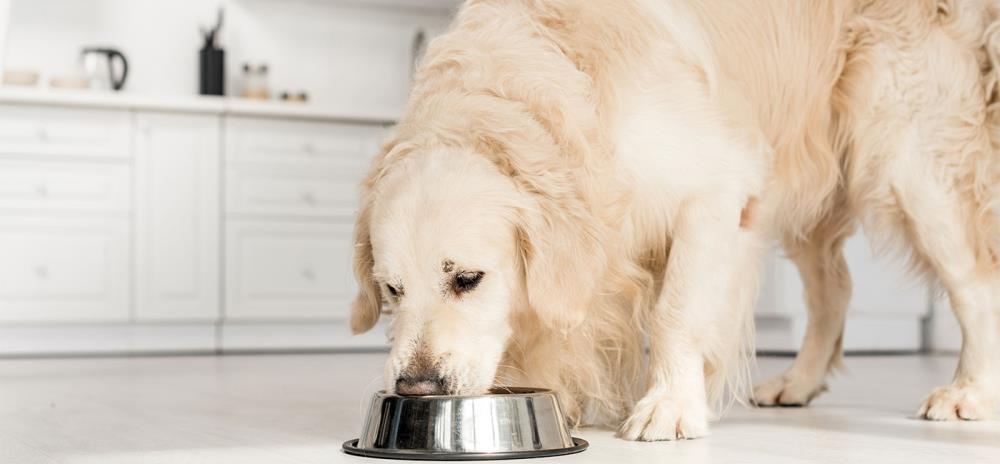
[814,2,1000,420]
[753,201,855,407]
[887,157,1000,420]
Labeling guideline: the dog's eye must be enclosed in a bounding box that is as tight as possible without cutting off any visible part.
[452,271,484,294]
[386,283,403,298]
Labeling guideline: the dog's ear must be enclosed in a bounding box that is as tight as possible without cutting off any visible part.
[516,200,607,332]
[350,135,409,334]
[350,189,381,334]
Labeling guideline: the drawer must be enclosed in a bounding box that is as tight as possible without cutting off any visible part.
[225,221,356,320]
[0,105,131,159]
[225,166,362,218]
[0,217,130,322]
[225,116,382,168]
[0,160,131,212]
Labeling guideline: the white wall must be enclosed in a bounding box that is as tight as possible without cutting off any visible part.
[0,0,9,73]
[2,0,453,111]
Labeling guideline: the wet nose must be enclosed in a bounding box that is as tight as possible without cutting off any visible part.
[395,373,446,396]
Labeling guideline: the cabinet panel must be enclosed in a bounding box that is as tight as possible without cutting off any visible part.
[225,166,362,218]
[0,216,129,322]
[0,159,130,212]
[135,113,221,321]
[225,116,381,169]
[225,221,356,320]
[0,104,130,159]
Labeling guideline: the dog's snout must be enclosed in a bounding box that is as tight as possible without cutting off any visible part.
[395,374,446,396]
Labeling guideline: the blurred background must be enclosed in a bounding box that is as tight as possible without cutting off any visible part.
[0,0,960,358]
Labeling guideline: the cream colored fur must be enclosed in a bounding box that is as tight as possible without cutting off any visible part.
[351,0,1000,440]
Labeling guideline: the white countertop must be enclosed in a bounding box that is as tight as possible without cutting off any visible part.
[0,87,400,124]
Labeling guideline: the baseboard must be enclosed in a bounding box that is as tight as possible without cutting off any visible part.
[755,313,923,354]
[0,323,218,356]
[0,320,390,356]
[220,321,388,351]
[0,315,917,357]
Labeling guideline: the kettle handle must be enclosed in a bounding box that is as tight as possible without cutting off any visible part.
[107,50,129,91]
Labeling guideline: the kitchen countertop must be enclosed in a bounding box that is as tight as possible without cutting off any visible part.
[0,87,400,124]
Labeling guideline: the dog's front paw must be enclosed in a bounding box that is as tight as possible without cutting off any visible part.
[752,373,826,407]
[618,391,709,441]
[918,382,997,421]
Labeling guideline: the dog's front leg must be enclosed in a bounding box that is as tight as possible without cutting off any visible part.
[619,196,745,441]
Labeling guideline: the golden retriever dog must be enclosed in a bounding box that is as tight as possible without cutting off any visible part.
[350,0,1000,440]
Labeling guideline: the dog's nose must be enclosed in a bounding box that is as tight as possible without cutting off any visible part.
[395,374,446,396]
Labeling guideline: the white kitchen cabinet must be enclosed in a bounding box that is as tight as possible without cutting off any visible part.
[225,220,356,320]
[0,216,130,322]
[0,102,132,324]
[134,112,221,321]
[756,231,929,352]
[0,94,387,353]
[223,116,379,324]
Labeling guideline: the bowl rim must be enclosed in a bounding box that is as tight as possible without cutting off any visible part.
[373,387,555,400]
[342,437,589,460]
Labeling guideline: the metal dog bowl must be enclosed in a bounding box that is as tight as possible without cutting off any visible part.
[343,387,588,460]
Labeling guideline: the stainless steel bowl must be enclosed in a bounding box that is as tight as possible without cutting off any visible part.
[343,387,587,460]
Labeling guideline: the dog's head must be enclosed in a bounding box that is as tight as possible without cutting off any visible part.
[351,143,607,396]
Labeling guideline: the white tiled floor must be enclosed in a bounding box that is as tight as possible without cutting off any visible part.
[0,353,997,463]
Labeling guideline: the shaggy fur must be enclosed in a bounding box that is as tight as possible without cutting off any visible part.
[352,0,1000,440]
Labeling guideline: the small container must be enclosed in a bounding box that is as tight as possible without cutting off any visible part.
[2,69,39,87]
[344,387,588,460]
[240,63,269,100]
[48,73,89,90]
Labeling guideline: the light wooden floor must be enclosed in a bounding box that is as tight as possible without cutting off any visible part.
[0,353,997,463]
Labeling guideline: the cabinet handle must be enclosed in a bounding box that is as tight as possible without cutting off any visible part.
[302,142,316,155]
[35,265,49,279]
[300,191,316,205]
[35,183,49,198]
[36,128,50,142]
[301,267,316,282]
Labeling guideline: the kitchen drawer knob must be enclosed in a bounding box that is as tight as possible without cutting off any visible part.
[300,191,316,205]
[35,184,49,198]
[301,267,316,282]
[36,128,50,142]
[302,142,316,154]
[35,266,49,279]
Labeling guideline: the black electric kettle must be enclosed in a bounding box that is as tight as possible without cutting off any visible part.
[81,47,129,91]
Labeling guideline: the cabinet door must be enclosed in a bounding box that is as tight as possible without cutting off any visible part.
[225,221,356,320]
[134,113,221,321]
[0,216,130,322]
